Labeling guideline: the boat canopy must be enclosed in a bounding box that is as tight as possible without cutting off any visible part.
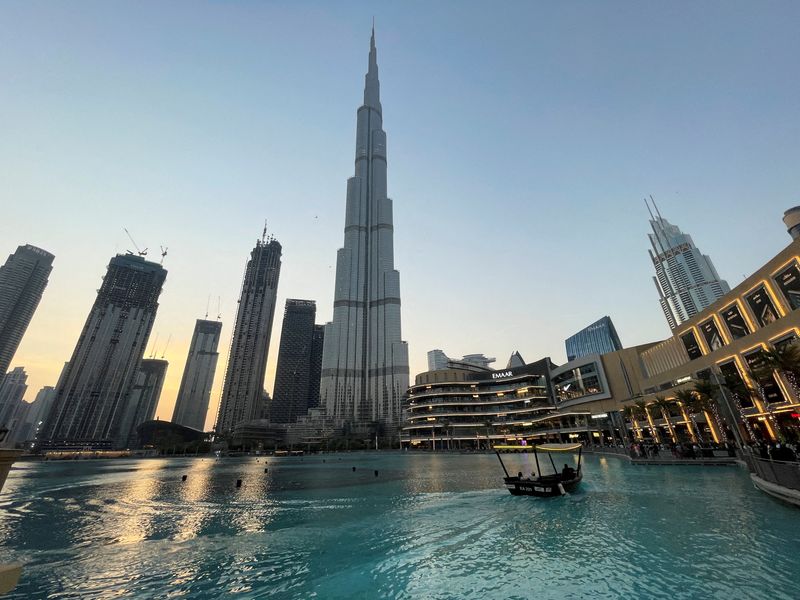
[494,443,583,452]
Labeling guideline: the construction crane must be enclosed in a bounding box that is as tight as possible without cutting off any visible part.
[148,333,159,359]
[123,228,148,257]
[160,334,171,359]
[160,246,168,265]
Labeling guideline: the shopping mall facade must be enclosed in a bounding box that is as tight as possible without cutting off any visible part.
[401,232,800,449]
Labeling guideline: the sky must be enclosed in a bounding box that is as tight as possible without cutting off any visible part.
[2,1,799,430]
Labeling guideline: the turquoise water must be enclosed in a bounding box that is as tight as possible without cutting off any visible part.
[1,452,799,599]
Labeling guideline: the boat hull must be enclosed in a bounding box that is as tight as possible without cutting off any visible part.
[503,473,582,497]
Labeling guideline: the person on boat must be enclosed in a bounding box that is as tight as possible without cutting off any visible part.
[561,463,575,479]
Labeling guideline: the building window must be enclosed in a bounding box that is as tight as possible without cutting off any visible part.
[680,330,703,360]
[743,350,786,405]
[720,303,750,340]
[746,287,779,328]
[773,261,800,310]
[718,361,754,408]
[772,332,799,350]
[699,318,724,351]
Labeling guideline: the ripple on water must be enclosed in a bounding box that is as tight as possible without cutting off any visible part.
[2,454,800,599]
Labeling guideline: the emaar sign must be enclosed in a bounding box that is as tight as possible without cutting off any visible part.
[492,371,513,379]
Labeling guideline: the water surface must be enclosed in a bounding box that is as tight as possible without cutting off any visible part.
[1,452,798,599]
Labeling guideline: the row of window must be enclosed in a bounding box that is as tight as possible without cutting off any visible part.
[681,260,800,359]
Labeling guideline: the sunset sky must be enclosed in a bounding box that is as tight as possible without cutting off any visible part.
[2,1,799,429]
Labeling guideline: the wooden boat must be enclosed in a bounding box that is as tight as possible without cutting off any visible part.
[495,443,583,497]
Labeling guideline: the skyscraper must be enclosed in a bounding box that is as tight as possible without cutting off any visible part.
[27,385,56,442]
[271,300,323,424]
[42,254,166,448]
[172,319,222,431]
[319,28,409,432]
[647,202,730,329]
[215,237,281,434]
[119,358,168,448]
[565,316,623,361]
[0,244,54,377]
[0,367,28,430]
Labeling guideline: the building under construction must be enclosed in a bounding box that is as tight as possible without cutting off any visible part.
[215,236,282,435]
[41,253,167,449]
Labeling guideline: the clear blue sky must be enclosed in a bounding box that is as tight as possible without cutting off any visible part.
[2,1,799,426]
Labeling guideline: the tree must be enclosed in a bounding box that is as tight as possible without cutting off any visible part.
[693,379,725,443]
[721,377,760,442]
[761,342,800,399]
[622,403,645,441]
[652,395,676,443]
[673,389,701,443]
[634,399,659,442]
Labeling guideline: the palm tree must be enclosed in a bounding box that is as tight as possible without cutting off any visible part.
[693,379,725,443]
[652,395,676,442]
[722,377,760,441]
[635,399,659,442]
[621,405,641,441]
[761,342,800,399]
[673,389,700,443]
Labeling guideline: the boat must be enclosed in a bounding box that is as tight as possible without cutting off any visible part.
[495,443,583,497]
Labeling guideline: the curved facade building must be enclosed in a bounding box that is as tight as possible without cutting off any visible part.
[401,359,607,449]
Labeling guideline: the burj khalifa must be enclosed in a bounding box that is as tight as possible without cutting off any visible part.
[319,28,409,432]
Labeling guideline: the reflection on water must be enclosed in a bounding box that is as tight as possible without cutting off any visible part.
[2,453,800,599]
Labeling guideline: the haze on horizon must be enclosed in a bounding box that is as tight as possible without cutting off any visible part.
[2,1,799,430]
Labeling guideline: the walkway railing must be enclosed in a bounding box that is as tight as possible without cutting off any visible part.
[744,454,800,492]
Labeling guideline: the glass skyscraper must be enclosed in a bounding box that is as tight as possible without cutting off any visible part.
[565,316,623,361]
[648,204,730,330]
[271,300,324,424]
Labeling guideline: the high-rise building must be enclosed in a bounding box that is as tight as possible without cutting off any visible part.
[42,254,166,448]
[172,319,222,431]
[215,238,282,434]
[0,367,28,430]
[565,316,623,361]
[0,244,54,377]
[119,358,168,448]
[647,202,730,329]
[309,325,324,411]
[319,29,409,432]
[271,300,324,424]
[26,385,56,442]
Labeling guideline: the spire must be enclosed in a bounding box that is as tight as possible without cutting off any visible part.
[364,24,381,111]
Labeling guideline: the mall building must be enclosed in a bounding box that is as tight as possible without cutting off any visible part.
[401,209,800,449]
